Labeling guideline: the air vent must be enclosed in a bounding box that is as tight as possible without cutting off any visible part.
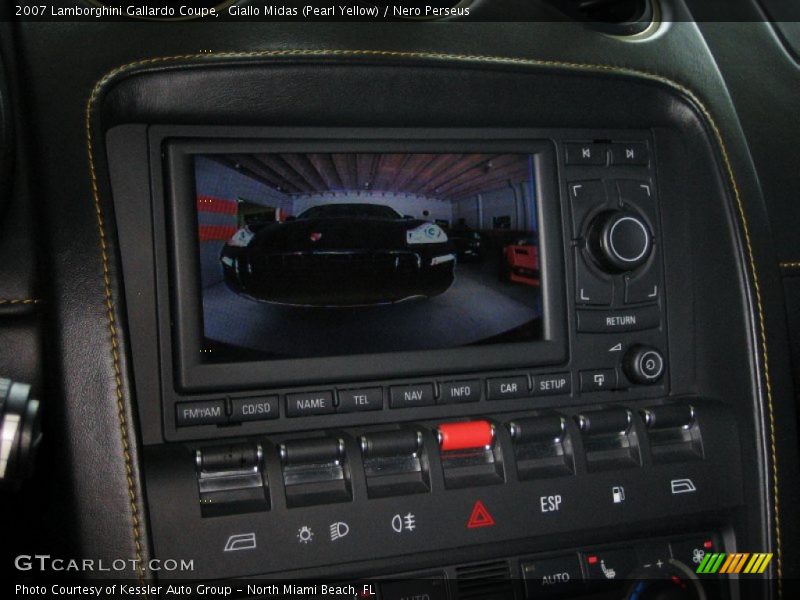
[455,560,513,599]
[542,0,655,36]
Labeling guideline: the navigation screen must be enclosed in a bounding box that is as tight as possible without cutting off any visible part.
[194,152,543,361]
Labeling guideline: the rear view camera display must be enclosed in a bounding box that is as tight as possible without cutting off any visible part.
[194,152,543,361]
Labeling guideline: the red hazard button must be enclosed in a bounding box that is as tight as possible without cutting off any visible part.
[467,500,495,529]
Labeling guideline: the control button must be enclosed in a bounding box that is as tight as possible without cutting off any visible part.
[175,399,226,427]
[583,547,638,581]
[670,536,716,570]
[641,403,694,430]
[568,180,607,237]
[565,142,607,166]
[522,554,584,599]
[230,396,279,422]
[437,420,494,451]
[487,375,530,400]
[337,388,383,412]
[575,250,613,306]
[617,180,658,228]
[439,380,482,404]
[610,142,649,165]
[576,306,661,333]
[579,369,618,392]
[285,391,335,417]
[389,383,435,408]
[624,263,660,304]
[532,373,571,396]
[381,576,447,600]
[588,210,652,272]
[623,345,665,384]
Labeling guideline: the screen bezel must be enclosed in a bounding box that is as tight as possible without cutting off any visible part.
[163,131,567,392]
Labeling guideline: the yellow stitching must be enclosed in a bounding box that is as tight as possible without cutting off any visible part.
[86,49,782,592]
[86,78,146,584]
[779,262,800,268]
[0,299,42,305]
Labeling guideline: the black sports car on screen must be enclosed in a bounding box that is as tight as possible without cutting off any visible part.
[220,203,456,306]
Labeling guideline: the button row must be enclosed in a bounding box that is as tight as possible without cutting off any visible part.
[175,373,572,427]
[565,141,649,167]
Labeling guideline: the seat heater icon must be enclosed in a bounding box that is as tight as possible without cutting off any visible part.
[223,533,256,552]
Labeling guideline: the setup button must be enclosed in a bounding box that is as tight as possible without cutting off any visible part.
[533,373,571,396]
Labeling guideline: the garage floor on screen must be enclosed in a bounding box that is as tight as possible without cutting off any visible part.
[203,259,542,357]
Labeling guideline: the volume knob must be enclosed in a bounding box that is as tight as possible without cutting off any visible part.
[589,211,652,272]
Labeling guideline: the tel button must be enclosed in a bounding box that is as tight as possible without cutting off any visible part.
[487,375,530,400]
[522,554,584,599]
[439,380,481,404]
[230,396,279,422]
[285,391,335,417]
[337,388,383,412]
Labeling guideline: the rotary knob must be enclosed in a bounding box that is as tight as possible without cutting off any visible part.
[588,210,652,272]
[623,345,665,384]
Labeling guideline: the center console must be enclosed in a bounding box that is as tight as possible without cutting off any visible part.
[101,58,771,599]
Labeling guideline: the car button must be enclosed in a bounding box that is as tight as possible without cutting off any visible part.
[285,391,335,417]
[583,547,638,582]
[532,373,571,396]
[579,369,618,392]
[175,400,227,427]
[576,306,660,333]
[565,143,607,166]
[230,396,279,422]
[487,375,530,400]
[522,554,584,599]
[439,380,481,404]
[568,180,607,237]
[576,250,613,306]
[611,142,649,165]
[337,388,383,412]
[390,383,435,408]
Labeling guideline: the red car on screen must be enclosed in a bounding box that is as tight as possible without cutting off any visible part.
[502,237,540,286]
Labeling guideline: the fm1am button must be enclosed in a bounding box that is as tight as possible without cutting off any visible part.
[230,396,279,422]
[285,391,335,417]
[175,399,227,427]
[533,373,571,397]
[576,306,660,333]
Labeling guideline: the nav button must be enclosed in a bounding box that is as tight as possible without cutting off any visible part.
[390,384,435,409]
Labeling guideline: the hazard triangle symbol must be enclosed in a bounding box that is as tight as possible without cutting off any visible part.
[466,500,495,529]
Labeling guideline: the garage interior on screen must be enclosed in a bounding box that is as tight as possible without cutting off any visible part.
[193,153,543,360]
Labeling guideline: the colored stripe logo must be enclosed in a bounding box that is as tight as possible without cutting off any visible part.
[696,552,772,574]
